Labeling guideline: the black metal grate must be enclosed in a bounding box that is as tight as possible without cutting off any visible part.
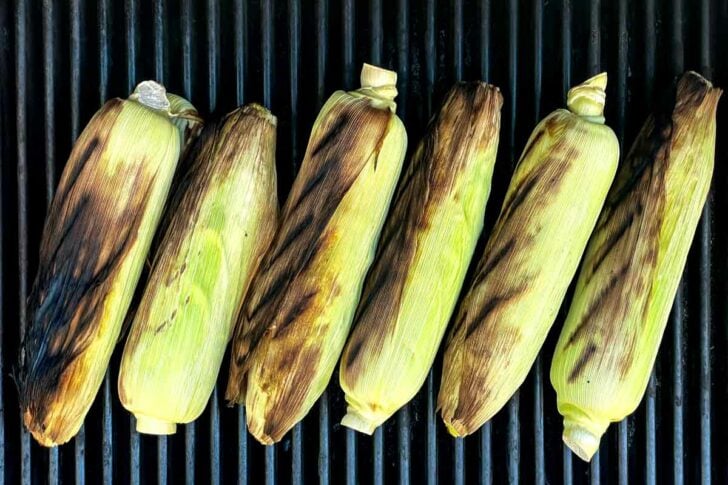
[1,0,727,483]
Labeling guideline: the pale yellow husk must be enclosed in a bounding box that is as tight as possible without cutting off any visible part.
[339,81,503,434]
[438,73,619,437]
[119,104,279,434]
[551,71,721,462]
[20,81,197,447]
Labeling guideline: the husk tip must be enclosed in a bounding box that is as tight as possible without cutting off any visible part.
[584,72,608,90]
[360,63,398,101]
[567,72,608,122]
[361,63,397,86]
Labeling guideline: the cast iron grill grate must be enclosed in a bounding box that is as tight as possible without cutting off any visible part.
[0,0,726,483]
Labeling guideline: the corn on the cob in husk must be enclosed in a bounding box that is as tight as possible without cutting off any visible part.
[119,104,279,435]
[226,64,407,445]
[338,82,503,434]
[17,81,200,447]
[550,71,721,462]
[438,74,619,437]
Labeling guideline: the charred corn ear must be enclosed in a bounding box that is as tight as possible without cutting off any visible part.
[18,81,198,447]
[550,71,721,462]
[119,104,279,435]
[438,73,619,437]
[339,82,503,434]
[226,63,407,445]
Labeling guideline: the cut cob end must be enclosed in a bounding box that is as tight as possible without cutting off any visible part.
[567,72,608,123]
[360,63,398,102]
[361,63,397,89]
[135,414,177,435]
[561,415,609,462]
[340,406,387,435]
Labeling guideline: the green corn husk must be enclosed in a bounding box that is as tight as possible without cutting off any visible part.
[226,64,407,445]
[550,71,721,462]
[167,93,204,158]
[438,73,620,437]
[18,81,199,447]
[119,104,279,435]
[338,82,503,434]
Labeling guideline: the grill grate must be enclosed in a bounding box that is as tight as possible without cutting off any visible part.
[1,0,727,483]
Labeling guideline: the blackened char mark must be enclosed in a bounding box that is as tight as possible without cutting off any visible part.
[296,230,330,276]
[246,268,289,325]
[52,137,104,224]
[586,209,637,281]
[353,258,392,326]
[265,213,314,269]
[517,129,545,167]
[45,196,88,265]
[449,308,469,338]
[52,99,124,207]
[471,237,516,290]
[240,98,391,361]
[19,163,155,419]
[567,343,597,383]
[293,155,335,207]
[275,291,317,336]
[586,117,669,284]
[251,156,355,312]
[310,111,350,157]
[605,117,671,211]
[499,161,548,225]
[566,264,629,347]
[62,138,99,196]
[464,285,525,340]
[344,338,364,370]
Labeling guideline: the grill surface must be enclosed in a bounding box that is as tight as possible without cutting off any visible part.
[1,0,727,483]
